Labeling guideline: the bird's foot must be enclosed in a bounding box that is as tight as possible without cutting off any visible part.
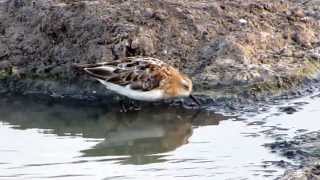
[119,99,141,112]
[183,96,204,109]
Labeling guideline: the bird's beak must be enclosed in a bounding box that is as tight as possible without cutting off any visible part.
[189,95,201,106]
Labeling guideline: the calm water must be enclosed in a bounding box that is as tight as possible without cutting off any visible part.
[1,94,320,180]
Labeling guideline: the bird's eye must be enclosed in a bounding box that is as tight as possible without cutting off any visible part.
[181,80,189,90]
[183,84,189,90]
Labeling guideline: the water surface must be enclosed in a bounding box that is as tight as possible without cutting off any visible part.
[1,95,320,179]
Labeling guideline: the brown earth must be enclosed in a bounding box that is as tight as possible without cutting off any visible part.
[1,0,320,101]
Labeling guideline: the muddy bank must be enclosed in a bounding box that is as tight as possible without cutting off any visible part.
[0,0,320,102]
[265,131,320,179]
[281,164,320,180]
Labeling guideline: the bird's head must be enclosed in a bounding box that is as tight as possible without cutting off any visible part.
[177,74,193,97]
[162,70,200,106]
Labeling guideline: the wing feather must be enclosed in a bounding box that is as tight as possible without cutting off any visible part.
[75,57,167,91]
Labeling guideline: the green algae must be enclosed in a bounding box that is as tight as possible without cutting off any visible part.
[246,60,320,96]
[195,60,320,99]
[0,69,10,80]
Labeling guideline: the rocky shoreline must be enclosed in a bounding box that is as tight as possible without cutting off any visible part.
[265,131,320,180]
[1,0,320,179]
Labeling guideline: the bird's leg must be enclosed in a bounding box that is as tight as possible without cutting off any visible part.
[170,98,183,107]
[181,95,201,109]
[134,101,142,111]
[119,99,142,112]
[119,99,128,112]
[129,100,142,111]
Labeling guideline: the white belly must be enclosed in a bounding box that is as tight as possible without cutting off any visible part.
[97,80,165,101]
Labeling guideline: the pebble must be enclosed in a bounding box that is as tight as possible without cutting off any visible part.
[279,106,298,114]
[238,18,247,25]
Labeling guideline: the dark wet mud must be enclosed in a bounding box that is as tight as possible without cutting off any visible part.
[1,0,320,102]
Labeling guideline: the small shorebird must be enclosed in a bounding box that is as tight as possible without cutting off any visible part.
[74,57,200,109]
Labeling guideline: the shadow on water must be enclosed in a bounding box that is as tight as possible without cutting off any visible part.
[0,96,232,165]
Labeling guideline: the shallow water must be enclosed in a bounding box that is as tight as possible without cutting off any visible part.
[1,95,320,180]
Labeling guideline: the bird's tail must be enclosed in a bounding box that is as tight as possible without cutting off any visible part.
[71,63,110,80]
[71,63,103,71]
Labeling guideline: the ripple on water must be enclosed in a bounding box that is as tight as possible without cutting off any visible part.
[2,95,317,179]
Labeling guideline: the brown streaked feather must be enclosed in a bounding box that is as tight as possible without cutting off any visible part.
[75,57,170,91]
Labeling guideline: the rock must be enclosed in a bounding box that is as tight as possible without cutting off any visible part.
[281,164,320,180]
[143,8,154,18]
[130,27,156,55]
[292,25,315,48]
[238,18,248,25]
[0,43,9,58]
[308,47,320,60]
[153,10,168,21]
[291,7,305,18]
[266,131,320,179]
[194,36,273,89]
[279,106,298,114]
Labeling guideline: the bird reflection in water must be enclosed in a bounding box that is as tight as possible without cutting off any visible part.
[0,96,232,164]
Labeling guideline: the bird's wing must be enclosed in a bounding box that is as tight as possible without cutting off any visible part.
[75,57,168,91]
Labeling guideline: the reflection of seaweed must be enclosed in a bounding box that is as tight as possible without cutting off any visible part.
[0,96,232,164]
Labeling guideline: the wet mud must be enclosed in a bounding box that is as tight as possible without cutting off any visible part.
[1,0,320,102]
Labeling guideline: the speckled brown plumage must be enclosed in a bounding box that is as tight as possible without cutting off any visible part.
[74,57,196,102]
